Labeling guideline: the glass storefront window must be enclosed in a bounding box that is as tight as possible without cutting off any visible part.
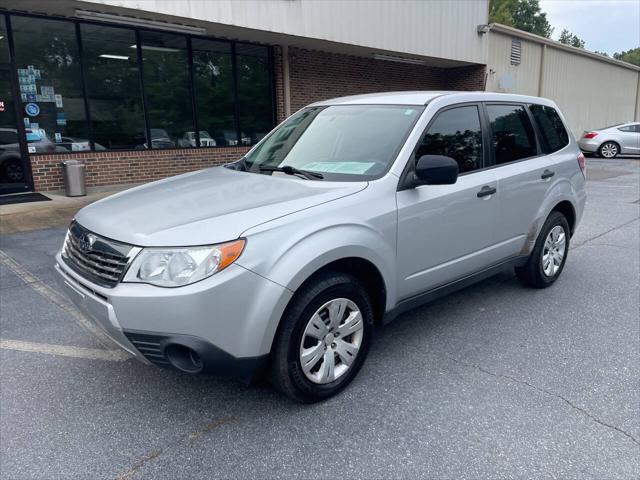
[191,39,234,147]
[11,16,88,153]
[140,31,194,149]
[236,44,272,146]
[81,24,146,150]
[2,14,275,157]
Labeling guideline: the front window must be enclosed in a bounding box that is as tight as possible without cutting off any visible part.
[242,105,423,181]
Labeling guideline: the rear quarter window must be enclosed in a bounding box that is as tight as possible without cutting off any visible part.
[529,104,569,153]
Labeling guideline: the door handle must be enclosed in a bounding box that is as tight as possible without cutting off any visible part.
[477,185,497,198]
[541,169,555,179]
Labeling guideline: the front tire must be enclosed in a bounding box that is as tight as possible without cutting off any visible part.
[598,141,619,159]
[270,272,374,403]
[516,211,570,288]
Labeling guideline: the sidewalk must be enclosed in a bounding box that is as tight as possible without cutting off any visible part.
[0,184,138,235]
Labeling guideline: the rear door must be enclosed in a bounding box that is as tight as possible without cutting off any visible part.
[396,103,500,299]
[489,103,571,258]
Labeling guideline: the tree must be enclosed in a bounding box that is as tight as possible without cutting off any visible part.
[613,48,640,66]
[558,29,586,49]
[489,0,553,38]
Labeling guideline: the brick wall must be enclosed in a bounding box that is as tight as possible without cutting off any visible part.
[31,147,250,192]
[288,47,448,112]
[445,64,487,91]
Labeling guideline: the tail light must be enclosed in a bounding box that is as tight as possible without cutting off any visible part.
[583,132,598,139]
[577,152,586,176]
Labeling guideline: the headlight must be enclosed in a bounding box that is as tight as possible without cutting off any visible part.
[123,239,245,287]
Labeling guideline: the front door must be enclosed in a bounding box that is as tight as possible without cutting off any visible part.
[0,65,31,194]
[396,104,500,300]
[0,19,30,195]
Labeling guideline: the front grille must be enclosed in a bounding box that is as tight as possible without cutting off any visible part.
[62,221,134,288]
[124,333,170,367]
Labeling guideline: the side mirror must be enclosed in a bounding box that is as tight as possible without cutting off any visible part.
[413,155,458,186]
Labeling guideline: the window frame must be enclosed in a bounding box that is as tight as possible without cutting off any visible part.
[481,101,544,169]
[398,101,489,189]
[527,103,570,154]
[4,10,276,155]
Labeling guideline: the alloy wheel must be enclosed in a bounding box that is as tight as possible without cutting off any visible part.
[542,225,566,277]
[600,143,618,158]
[299,298,364,384]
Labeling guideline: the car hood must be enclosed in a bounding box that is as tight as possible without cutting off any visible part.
[75,167,367,246]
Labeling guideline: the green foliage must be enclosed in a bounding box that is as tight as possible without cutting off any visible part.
[489,0,553,38]
[558,29,585,49]
[613,48,640,66]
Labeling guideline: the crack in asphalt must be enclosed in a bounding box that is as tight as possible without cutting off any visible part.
[439,354,640,448]
[113,417,236,480]
[572,217,640,249]
[386,333,639,448]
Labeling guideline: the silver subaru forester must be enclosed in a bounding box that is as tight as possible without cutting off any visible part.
[56,92,586,402]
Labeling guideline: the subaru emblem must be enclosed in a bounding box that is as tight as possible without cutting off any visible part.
[79,233,96,253]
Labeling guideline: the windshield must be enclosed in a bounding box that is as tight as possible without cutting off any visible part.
[242,105,424,181]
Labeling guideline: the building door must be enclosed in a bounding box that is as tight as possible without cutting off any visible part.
[0,16,31,195]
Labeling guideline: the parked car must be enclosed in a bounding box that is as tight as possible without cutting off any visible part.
[135,128,176,149]
[578,121,640,158]
[55,92,586,402]
[178,131,217,148]
[0,128,54,183]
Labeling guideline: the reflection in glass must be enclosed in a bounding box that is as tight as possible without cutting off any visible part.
[418,106,483,174]
[11,16,88,153]
[191,39,232,147]
[529,104,569,153]
[486,104,537,164]
[236,44,272,146]
[140,31,194,149]
[81,23,146,150]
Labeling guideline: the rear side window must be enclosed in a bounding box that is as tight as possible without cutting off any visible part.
[530,104,569,153]
[618,125,640,133]
[416,105,483,174]
[486,104,537,164]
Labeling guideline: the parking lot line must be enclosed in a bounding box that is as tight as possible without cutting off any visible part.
[0,339,128,362]
[0,249,117,349]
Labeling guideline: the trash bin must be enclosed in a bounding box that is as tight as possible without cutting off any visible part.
[61,160,86,197]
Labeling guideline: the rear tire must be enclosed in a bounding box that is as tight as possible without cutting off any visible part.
[598,141,619,159]
[516,211,570,288]
[270,272,374,403]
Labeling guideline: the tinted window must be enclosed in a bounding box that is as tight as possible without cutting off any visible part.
[417,105,483,174]
[236,44,272,146]
[192,39,234,147]
[11,16,88,153]
[618,125,639,133]
[486,104,537,164]
[140,31,194,149]
[530,104,569,153]
[0,15,9,64]
[81,24,146,150]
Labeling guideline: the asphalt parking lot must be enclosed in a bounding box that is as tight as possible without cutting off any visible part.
[1,158,639,479]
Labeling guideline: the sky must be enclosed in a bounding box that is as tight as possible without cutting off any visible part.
[539,0,640,55]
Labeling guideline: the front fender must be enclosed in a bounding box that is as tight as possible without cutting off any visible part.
[237,222,397,311]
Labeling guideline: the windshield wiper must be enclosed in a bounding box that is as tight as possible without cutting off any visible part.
[259,165,324,180]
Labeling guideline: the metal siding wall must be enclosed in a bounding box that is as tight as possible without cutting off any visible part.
[78,0,489,64]
[487,31,639,138]
[486,33,541,96]
[542,48,638,137]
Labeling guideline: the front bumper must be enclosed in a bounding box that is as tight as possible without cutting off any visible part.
[55,253,293,380]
